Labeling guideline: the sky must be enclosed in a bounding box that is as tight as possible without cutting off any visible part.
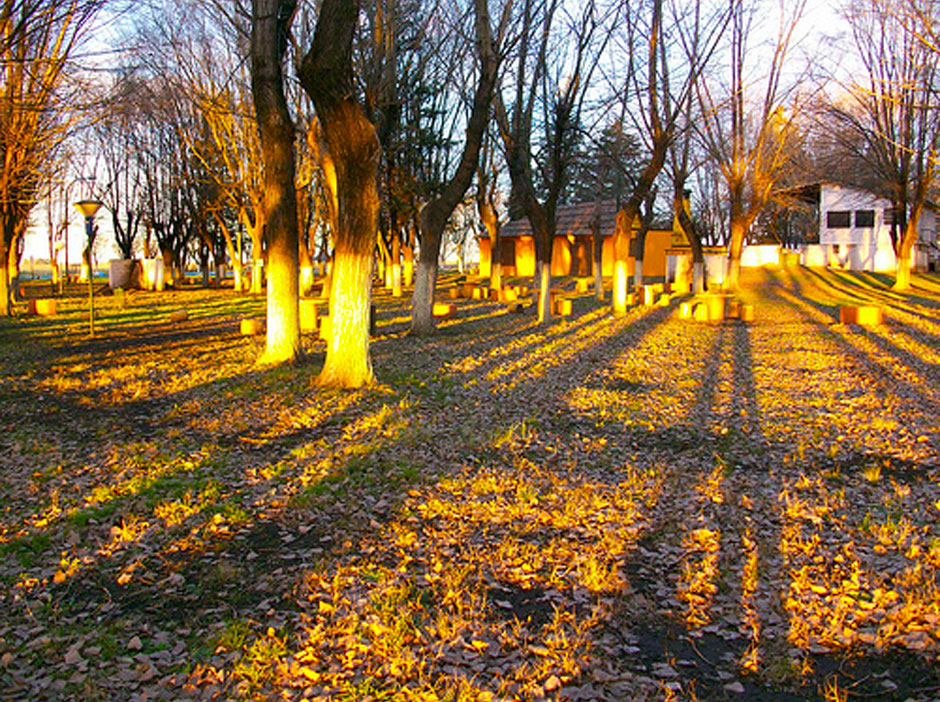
[20,0,849,270]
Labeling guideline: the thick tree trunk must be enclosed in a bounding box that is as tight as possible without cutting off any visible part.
[727,212,747,291]
[893,214,920,291]
[301,0,381,387]
[411,231,440,333]
[252,0,301,365]
[321,251,373,386]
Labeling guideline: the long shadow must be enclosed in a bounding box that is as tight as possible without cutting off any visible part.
[813,269,940,331]
[769,283,939,411]
[4,283,938,701]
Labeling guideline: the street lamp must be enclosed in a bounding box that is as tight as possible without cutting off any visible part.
[74,199,103,336]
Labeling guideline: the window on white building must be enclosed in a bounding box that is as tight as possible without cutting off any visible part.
[827,211,850,228]
[855,210,874,227]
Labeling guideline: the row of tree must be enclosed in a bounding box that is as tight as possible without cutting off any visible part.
[2,0,939,387]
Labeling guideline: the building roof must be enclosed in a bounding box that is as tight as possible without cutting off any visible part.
[498,200,620,239]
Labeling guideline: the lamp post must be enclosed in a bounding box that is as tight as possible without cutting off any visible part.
[74,199,103,336]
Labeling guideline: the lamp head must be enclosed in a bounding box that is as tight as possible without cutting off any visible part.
[74,199,103,218]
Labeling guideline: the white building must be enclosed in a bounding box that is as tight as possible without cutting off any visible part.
[797,183,937,272]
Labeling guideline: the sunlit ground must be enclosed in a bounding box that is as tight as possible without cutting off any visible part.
[0,267,938,701]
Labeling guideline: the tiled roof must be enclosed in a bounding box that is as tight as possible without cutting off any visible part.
[498,200,619,239]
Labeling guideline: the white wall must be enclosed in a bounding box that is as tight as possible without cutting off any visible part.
[741,244,781,267]
[818,185,897,272]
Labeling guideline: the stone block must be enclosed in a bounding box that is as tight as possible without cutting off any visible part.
[240,318,263,335]
[433,302,455,318]
[840,305,882,326]
[31,299,57,316]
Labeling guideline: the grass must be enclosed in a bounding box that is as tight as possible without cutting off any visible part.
[1,269,939,701]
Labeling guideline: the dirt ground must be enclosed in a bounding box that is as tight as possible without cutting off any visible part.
[0,267,938,701]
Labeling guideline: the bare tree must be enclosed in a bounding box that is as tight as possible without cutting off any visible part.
[410,0,500,334]
[495,0,612,323]
[251,0,301,363]
[695,0,806,291]
[300,0,382,388]
[0,0,101,315]
[824,0,940,289]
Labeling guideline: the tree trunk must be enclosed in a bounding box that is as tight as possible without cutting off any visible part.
[391,232,402,297]
[537,255,551,322]
[727,210,747,291]
[301,0,381,387]
[411,229,440,333]
[675,188,704,293]
[893,209,921,291]
[612,207,636,315]
[591,204,603,300]
[0,235,9,316]
[534,233,553,323]
[479,186,501,291]
[410,0,498,335]
[252,0,301,364]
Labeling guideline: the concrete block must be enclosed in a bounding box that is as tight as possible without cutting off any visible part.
[241,318,263,335]
[29,299,58,316]
[433,302,455,318]
[554,298,573,315]
[840,305,882,326]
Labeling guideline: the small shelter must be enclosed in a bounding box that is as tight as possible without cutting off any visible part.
[478,200,673,280]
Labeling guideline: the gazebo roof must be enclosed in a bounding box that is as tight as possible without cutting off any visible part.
[498,200,620,239]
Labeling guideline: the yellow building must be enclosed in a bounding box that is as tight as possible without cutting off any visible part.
[478,201,673,280]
